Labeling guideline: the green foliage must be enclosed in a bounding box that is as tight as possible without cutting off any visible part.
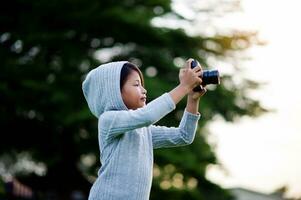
[0,0,266,199]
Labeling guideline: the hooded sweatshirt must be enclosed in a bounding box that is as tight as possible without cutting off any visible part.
[82,61,200,200]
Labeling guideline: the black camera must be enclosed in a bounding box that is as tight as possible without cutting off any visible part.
[191,59,220,92]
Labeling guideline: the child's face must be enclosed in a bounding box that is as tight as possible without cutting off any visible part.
[121,71,147,110]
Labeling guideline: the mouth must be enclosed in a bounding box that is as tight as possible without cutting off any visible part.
[140,97,147,102]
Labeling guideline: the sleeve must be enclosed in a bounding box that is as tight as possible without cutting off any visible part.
[99,93,176,141]
[150,110,200,149]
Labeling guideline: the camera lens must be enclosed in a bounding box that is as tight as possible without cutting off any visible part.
[202,70,220,85]
[190,59,220,91]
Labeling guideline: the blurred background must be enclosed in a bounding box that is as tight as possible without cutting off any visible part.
[0,0,300,199]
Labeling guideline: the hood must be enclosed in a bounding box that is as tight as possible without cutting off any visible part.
[82,61,128,118]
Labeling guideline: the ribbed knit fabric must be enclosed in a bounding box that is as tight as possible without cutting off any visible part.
[82,61,200,200]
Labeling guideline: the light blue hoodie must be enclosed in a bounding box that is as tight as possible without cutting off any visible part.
[82,61,200,200]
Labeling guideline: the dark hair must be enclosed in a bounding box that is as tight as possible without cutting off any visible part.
[120,62,144,90]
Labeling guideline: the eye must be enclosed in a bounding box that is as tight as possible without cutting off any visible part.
[134,81,140,86]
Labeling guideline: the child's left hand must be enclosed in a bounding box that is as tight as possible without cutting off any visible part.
[188,86,207,100]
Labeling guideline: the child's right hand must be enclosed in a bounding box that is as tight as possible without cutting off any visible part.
[168,58,203,105]
[179,58,203,91]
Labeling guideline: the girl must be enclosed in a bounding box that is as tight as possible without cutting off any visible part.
[82,59,206,200]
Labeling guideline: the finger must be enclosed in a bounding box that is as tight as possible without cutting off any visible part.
[199,87,207,96]
[192,65,202,73]
[199,64,203,72]
[197,70,202,77]
[197,77,203,85]
[185,58,194,69]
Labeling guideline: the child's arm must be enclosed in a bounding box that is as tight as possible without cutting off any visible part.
[99,93,175,142]
[186,86,207,114]
[150,86,207,148]
[150,110,200,148]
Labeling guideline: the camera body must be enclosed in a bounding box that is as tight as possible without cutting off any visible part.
[191,59,220,92]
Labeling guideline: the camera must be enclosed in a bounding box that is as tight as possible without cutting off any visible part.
[191,59,220,92]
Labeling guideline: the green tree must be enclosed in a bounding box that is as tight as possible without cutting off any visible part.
[0,0,266,199]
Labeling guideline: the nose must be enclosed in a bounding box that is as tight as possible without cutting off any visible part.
[141,86,147,94]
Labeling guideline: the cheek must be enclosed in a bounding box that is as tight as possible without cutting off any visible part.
[129,87,140,96]
[121,87,138,103]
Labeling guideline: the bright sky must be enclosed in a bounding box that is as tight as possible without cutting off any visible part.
[203,0,301,198]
